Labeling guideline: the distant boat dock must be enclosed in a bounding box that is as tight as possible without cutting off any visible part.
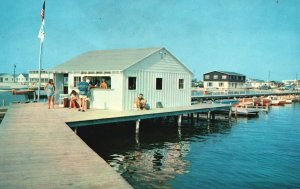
[0,103,231,188]
[192,89,300,101]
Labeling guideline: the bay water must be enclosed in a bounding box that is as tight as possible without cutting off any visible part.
[78,103,300,189]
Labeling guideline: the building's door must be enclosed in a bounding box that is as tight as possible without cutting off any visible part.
[63,74,68,94]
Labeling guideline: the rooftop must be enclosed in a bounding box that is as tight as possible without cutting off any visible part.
[50,47,164,73]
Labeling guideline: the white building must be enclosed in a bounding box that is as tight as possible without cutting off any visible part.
[50,47,193,110]
[0,73,15,83]
[17,73,29,84]
[203,71,246,90]
[28,70,53,86]
[245,78,266,89]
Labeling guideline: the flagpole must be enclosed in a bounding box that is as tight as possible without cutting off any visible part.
[37,0,45,102]
[38,40,43,102]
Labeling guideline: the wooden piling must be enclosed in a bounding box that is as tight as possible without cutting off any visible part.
[135,119,140,134]
[177,115,182,126]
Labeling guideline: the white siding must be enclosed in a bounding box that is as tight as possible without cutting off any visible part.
[128,49,190,73]
[68,73,124,110]
[123,70,191,110]
[204,81,245,90]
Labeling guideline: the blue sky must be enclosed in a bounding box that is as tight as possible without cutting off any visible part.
[0,0,299,81]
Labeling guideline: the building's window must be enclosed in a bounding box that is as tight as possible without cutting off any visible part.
[89,76,111,88]
[222,75,227,79]
[205,75,210,79]
[179,79,184,89]
[156,78,163,90]
[5,78,8,81]
[128,77,136,90]
[74,76,81,87]
[207,82,212,87]
[213,75,218,79]
[219,82,224,87]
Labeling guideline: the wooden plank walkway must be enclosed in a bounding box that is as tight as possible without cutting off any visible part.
[0,103,132,189]
[0,102,230,188]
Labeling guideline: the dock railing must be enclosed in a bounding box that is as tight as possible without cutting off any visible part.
[192,89,300,98]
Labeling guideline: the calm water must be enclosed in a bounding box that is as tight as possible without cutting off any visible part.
[77,103,300,189]
[0,91,28,106]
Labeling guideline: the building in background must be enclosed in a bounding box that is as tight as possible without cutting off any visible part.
[0,73,15,83]
[245,78,267,89]
[17,73,29,84]
[28,70,53,87]
[203,71,246,90]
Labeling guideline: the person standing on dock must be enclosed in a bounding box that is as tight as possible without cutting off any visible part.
[45,79,55,109]
[77,77,90,112]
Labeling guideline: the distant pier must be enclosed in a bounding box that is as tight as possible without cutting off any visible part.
[192,90,300,101]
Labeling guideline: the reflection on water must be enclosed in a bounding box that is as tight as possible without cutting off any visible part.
[78,119,232,188]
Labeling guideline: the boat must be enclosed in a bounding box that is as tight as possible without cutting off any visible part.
[231,106,260,116]
[285,99,292,104]
[238,98,255,106]
[12,89,35,95]
[253,97,271,106]
[214,99,239,106]
[267,96,285,106]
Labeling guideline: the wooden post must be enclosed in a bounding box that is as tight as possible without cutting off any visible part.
[191,113,194,124]
[178,125,182,140]
[177,115,182,126]
[197,113,200,122]
[212,112,215,121]
[228,109,232,121]
[235,106,238,119]
[135,133,140,147]
[135,119,140,134]
[33,91,36,101]
[207,111,211,121]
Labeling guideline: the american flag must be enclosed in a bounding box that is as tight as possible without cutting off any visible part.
[40,1,45,21]
[38,1,46,42]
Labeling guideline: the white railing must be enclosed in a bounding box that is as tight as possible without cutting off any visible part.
[192,89,300,97]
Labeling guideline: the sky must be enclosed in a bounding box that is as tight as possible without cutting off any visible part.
[0,0,299,81]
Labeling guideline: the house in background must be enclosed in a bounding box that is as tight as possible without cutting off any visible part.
[203,71,246,90]
[17,73,29,84]
[245,78,266,89]
[50,47,193,111]
[0,73,15,83]
[28,70,53,87]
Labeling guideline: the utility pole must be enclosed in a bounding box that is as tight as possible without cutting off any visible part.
[268,71,270,87]
[13,64,16,83]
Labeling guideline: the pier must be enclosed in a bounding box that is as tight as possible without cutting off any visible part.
[192,90,300,101]
[0,103,231,188]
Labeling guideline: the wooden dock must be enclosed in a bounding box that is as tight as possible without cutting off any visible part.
[0,103,231,188]
[0,103,132,188]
